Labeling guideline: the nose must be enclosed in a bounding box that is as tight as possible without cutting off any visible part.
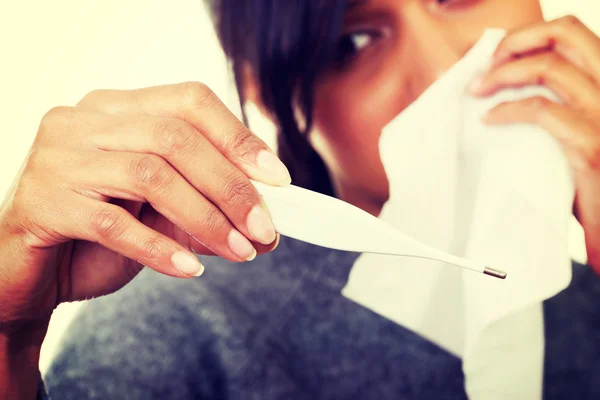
[401,5,476,91]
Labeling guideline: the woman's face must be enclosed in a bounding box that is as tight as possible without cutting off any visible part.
[309,0,544,214]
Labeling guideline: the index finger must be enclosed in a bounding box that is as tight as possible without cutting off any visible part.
[492,16,600,81]
[77,82,291,186]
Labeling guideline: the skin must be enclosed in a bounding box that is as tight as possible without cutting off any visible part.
[2,0,600,398]
[306,0,600,275]
[309,0,544,215]
[0,83,286,399]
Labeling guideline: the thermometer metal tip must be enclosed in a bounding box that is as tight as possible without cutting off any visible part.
[484,267,507,280]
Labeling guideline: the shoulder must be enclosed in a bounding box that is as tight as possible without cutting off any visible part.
[543,260,600,398]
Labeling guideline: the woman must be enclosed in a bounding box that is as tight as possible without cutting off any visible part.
[1,0,599,398]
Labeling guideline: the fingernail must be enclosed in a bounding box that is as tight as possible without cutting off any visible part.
[228,229,257,261]
[171,251,205,277]
[256,150,291,185]
[247,205,277,245]
[468,76,483,94]
[272,233,281,250]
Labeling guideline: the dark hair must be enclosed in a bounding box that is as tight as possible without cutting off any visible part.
[204,0,348,196]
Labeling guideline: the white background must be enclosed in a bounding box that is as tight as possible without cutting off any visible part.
[0,0,596,373]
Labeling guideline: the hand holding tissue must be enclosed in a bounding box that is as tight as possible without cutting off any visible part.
[342,29,574,399]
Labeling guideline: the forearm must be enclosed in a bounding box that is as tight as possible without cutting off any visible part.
[0,322,48,400]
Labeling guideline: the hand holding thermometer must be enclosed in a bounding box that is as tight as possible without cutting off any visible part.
[251,180,507,280]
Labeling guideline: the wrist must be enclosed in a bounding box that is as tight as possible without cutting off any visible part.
[0,320,49,400]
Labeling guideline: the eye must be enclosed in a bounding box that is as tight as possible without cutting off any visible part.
[332,30,379,68]
[435,0,478,8]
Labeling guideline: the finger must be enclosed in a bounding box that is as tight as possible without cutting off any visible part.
[32,193,206,278]
[49,107,277,247]
[141,208,279,258]
[65,150,257,262]
[150,211,280,258]
[77,82,291,186]
[483,96,600,170]
[470,51,600,108]
[137,206,218,256]
[492,16,600,81]
[69,239,145,300]
[91,114,277,245]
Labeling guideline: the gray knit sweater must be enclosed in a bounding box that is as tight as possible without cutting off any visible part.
[40,236,600,399]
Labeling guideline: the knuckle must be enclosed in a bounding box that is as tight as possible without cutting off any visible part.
[130,155,174,191]
[198,206,226,235]
[528,96,553,122]
[154,119,197,154]
[537,53,562,84]
[181,81,220,109]
[91,205,129,239]
[221,173,255,207]
[77,89,108,107]
[531,96,553,123]
[39,106,75,134]
[543,51,562,67]
[529,96,552,111]
[139,234,165,264]
[223,124,261,159]
[558,15,582,28]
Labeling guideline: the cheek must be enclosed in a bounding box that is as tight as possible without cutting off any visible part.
[310,63,412,197]
[308,0,544,195]
[483,0,544,28]
[313,81,397,156]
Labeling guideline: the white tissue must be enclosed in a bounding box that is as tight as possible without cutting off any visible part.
[342,29,574,399]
